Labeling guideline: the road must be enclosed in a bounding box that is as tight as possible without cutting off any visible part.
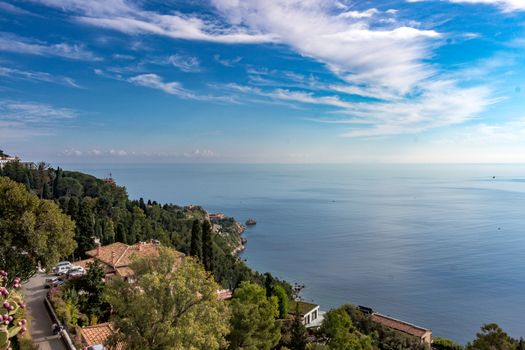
[23,273,67,350]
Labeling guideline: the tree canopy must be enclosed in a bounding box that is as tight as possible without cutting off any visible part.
[320,307,373,350]
[466,323,517,350]
[0,176,76,280]
[228,281,281,350]
[105,248,230,350]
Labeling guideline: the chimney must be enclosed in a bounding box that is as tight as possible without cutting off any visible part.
[96,242,101,256]
[111,251,116,266]
[137,242,143,252]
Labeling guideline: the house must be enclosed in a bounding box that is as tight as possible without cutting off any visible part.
[0,154,36,170]
[77,241,184,282]
[80,322,124,350]
[209,213,226,221]
[217,289,233,300]
[371,313,432,345]
[289,301,323,328]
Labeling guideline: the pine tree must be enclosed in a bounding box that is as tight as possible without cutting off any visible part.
[290,302,307,350]
[202,220,214,272]
[190,219,203,261]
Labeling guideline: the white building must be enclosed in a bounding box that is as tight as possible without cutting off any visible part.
[289,301,324,328]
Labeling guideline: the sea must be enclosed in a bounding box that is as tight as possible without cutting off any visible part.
[57,163,525,343]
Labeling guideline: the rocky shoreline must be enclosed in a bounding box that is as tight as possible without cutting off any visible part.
[207,211,247,255]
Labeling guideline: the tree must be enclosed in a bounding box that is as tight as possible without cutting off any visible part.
[228,282,281,350]
[321,308,373,350]
[75,198,96,255]
[466,324,516,350]
[105,249,230,350]
[0,177,76,281]
[202,220,214,272]
[190,220,203,261]
[433,337,463,350]
[78,260,107,320]
[272,284,289,319]
[290,302,307,350]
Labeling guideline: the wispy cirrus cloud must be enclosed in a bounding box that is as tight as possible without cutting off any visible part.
[128,73,237,103]
[30,0,499,139]
[29,0,276,44]
[408,0,525,12]
[0,1,38,16]
[211,0,440,94]
[0,32,100,60]
[0,66,81,87]
[167,54,200,72]
[0,100,77,140]
[214,54,242,67]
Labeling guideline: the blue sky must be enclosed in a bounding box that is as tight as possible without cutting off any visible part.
[0,0,524,163]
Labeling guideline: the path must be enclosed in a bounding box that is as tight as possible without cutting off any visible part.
[23,273,67,350]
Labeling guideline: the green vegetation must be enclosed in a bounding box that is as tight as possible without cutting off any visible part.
[433,337,463,350]
[0,161,290,291]
[228,282,281,350]
[465,323,521,350]
[0,271,28,350]
[2,158,524,349]
[290,302,308,350]
[0,176,76,281]
[320,307,373,350]
[105,249,230,350]
[190,219,203,261]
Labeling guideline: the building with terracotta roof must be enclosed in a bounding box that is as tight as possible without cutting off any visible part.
[80,322,124,350]
[371,313,432,345]
[82,241,184,282]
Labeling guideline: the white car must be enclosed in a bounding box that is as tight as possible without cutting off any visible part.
[66,266,86,278]
[52,261,72,274]
[44,277,65,288]
[84,344,106,350]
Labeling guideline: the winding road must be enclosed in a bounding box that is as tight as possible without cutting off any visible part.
[23,273,67,350]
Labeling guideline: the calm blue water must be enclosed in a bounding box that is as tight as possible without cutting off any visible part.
[57,163,525,343]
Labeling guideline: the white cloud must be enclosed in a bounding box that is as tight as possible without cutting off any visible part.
[30,0,276,44]
[408,0,525,11]
[58,148,216,159]
[129,73,237,102]
[168,54,200,72]
[0,1,37,15]
[211,0,440,94]
[449,0,525,11]
[214,54,242,67]
[0,100,77,140]
[128,73,194,98]
[0,66,81,87]
[221,79,496,138]
[184,149,215,158]
[338,8,379,18]
[0,32,99,60]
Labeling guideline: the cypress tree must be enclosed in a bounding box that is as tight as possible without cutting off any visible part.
[290,302,307,350]
[190,219,203,261]
[202,220,214,272]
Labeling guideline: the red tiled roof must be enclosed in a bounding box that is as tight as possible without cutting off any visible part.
[371,313,430,338]
[80,323,124,350]
[85,242,184,278]
[74,258,95,269]
[217,289,232,300]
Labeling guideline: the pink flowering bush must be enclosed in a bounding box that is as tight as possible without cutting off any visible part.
[0,270,27,350]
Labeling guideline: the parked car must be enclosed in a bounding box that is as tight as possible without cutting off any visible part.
[44,277,64,288]
[83,345,106,350]
[66,266,86,279]
[52,261,72,275]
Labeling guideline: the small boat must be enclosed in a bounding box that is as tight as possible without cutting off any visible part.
[245,218,257,226]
